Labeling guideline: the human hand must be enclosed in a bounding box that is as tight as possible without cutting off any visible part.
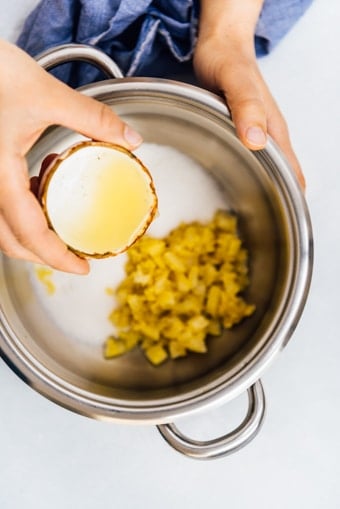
[193,0,305,188]
[0,39,142,274]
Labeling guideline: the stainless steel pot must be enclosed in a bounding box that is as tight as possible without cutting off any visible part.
[0,44,313,460]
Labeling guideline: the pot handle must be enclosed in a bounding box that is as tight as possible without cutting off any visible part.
[157,380,265,460]
[34,43,124,79]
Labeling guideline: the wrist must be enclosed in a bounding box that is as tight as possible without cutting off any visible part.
[197,0,264,45]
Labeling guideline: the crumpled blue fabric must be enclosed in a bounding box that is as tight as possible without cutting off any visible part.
[255,0,313,55]
[17,0,313,87]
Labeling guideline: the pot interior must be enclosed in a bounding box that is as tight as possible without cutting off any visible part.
[0,81,302,408]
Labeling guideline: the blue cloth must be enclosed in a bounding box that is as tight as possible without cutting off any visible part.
[17,0,313,87]
[255,0,313,55]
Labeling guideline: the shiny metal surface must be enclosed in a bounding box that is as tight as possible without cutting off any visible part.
[35,43,124,79]
[0,45,313,459]
[157,380,265,460]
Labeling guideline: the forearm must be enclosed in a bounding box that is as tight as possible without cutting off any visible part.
[198,0,264,48]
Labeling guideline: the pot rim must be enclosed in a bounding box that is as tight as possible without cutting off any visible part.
[0,77,313,424]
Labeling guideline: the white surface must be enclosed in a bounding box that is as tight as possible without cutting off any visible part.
[1,1,340,508]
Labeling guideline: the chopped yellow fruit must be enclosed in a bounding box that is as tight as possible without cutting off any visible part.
[183,334,207,354]
[144,344,168,365]
[169,341,187,359]
[206,319,222,336]
[104,337,128,358]
[104,210,255,366]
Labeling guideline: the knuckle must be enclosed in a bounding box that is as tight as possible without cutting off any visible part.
[11,222,49,253]
[97,103,123,134]
[232,96,264,111]
[0,240,23,260]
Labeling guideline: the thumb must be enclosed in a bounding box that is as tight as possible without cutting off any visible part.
[46,77,143,149]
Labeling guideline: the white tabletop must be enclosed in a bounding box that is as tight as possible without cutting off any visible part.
[1,1,339,508]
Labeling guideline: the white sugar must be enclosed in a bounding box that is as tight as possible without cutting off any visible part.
[136,143,226,236]
[29,143,227,345]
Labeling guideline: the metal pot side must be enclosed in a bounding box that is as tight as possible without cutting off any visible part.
[0,78,313,426]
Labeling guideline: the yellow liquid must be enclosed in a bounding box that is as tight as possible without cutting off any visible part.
[35,266,55,295]
[46,149,156,255]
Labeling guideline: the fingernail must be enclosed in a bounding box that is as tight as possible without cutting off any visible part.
[124,125,143,147]
[71,259,90,275]
[246,126,267,147]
